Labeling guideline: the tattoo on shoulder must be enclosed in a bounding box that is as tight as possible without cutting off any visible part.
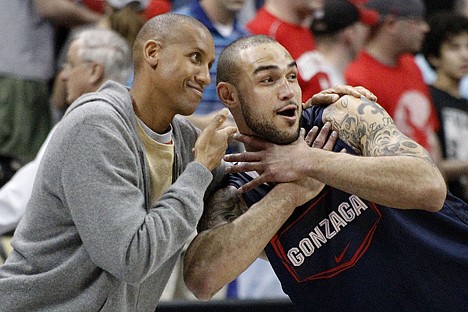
[324,96,434,162]
[197,186,248,233]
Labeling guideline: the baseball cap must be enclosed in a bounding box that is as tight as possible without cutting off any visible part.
[106,0,149,11]
[364,0,426,20]
[311,0,379,35]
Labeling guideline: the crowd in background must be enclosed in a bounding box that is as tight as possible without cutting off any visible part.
[0,0,467,306]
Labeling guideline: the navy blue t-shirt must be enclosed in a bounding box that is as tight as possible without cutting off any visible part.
[228,106,468,312]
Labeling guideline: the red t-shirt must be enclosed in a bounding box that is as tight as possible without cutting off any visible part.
[80,0,171,19]
[246,8,332,102]
[345,51,439,153]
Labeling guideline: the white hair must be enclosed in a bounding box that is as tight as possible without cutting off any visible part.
[74,29,132,85]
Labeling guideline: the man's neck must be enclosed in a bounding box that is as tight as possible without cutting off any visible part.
[433,74,462,99]
[365,40,401,67]
[130,84,173,134]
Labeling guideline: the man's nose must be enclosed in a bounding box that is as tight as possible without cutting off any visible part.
[278,79,294,100]
[196,64,211,86]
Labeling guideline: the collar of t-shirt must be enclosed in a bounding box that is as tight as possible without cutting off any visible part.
[213,22,234,37]
[136,117,173,144]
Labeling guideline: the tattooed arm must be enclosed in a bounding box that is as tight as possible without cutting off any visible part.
[183,124,337,300]
[225,95,446,211]
[184,179,324,301]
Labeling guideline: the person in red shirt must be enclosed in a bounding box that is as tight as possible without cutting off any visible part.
[345,0,440,157]
[80,0,171,19]
[246,0,332,102]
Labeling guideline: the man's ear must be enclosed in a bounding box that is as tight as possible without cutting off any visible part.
[217,82,239,108]
[89,63,105,85]
[144,40,160,68]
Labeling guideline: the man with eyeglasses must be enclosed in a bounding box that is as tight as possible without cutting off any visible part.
[0,28,133,239]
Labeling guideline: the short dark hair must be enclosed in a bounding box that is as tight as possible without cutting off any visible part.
[216,35,276,86]
[421,11,468,69]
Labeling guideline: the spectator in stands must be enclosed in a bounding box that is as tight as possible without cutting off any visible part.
[0,28,132,237]
[416,0,468,100]
[51,0,152,118]
[0,0,100,185]
[345,0,441,159]
[421,11,468,202]
[311,0,378,86]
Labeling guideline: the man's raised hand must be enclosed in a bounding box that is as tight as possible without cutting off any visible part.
[194,108,237,171]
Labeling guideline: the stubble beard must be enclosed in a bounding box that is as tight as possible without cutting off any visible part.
[239,94,300,145]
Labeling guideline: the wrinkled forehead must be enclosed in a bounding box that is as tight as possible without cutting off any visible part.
[239,42,296,75]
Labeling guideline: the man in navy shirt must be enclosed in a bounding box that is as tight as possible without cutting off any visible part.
[183,34,468,311]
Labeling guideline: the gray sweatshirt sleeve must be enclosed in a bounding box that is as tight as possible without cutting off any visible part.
[58,120,211,284]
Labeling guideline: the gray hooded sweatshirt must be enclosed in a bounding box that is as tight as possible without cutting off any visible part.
[0,81,224,311]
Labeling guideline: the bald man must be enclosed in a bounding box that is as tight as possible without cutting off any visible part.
[0,14,237,311]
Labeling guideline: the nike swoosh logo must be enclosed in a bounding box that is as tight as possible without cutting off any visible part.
[335,243,350,263]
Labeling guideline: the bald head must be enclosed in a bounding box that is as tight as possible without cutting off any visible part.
[133,13,211,72]
[217,35,277,86]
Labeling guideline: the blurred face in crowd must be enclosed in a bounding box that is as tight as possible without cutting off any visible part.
[395,16,430,53]
[431,32,468,81]
[61,40,101,104]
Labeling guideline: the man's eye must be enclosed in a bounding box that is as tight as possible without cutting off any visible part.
[288,73,297,80]
[261,77,273,83]
[190,53,202,64]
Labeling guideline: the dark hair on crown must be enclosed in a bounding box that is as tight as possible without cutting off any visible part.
[421,11,468,69]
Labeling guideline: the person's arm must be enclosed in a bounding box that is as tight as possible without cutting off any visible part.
[60,108,235,283]
[33,0,101,27]
[184,178,324,301]
[225,95,447,211]
[183,125,338,300]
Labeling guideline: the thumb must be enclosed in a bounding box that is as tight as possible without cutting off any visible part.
[310,93,339,106]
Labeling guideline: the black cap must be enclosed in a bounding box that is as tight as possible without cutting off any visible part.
[312,0,379,35]
[365,0,425,21]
